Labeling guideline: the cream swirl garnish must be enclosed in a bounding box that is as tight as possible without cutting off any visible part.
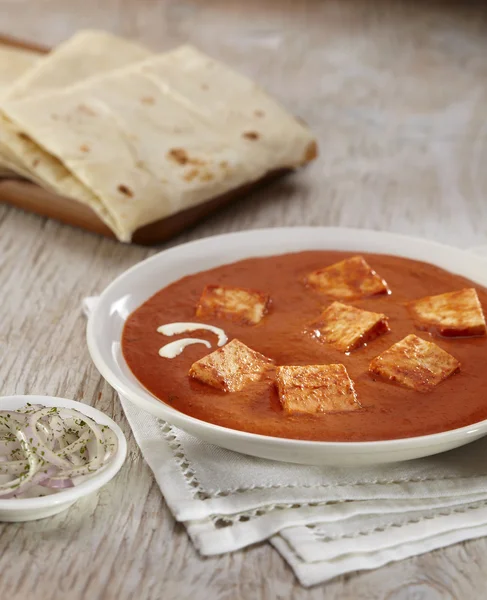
[158,338,211,358]
[157,322,228,358]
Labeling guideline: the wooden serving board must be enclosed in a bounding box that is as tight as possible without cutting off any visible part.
[0,34,291,245]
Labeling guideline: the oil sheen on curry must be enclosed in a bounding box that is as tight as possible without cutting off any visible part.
[122,251,487,442]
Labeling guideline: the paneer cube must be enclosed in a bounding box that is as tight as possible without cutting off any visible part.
[309,301,390,352]
[275,364,360,414]
[408,288,486,337]
[305,256,390,300]
[189,338,275,392]
[369,334,460,392]
[196,285,270,325]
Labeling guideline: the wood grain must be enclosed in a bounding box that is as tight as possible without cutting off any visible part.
[1,0,487,598]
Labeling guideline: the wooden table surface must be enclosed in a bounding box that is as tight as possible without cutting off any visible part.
[1,1,487,598]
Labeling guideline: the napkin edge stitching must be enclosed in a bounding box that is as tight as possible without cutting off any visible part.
[160,420,487,498]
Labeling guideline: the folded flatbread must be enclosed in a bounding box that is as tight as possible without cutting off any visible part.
[0,45,39,96]
[0,45,40,176]
[1,46,317,241]
[0,30,151,180]
[3,29,150,101]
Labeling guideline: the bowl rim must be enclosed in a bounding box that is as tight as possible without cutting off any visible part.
[87,226,487,454]
[0,395,127,509]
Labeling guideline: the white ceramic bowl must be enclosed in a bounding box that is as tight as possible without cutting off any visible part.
[0,395,127,521]
[87,227,487,466]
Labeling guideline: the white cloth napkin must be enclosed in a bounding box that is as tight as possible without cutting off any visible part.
[83,277,487,587]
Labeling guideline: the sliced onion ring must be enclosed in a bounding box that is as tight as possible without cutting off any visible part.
[0,405,118,499]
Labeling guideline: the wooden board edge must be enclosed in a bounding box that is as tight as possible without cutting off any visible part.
[0,169,291,246]
[0,33,49,54]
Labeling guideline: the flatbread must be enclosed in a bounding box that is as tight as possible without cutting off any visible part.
[0,154,38,180]
[0,111,117,230]
[0,45,39,96]
[0,30,151,183]
[0,45,40,176]
[3,29,150,101]
[1,46,317,241]
[139,45,317,167]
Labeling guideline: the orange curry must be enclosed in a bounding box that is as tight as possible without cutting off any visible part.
[122,251,487,442]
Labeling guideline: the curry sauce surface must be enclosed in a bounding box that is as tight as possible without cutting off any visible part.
[122,251,487,441]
